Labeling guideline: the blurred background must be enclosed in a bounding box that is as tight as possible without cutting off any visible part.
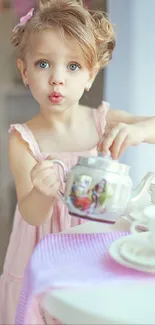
[0,0,155,272]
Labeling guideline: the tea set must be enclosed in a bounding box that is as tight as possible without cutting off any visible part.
[52,152,155,273]
[109,205,155,273]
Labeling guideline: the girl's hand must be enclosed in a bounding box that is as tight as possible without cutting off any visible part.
[31,158,61,197]
[97,122,145,160]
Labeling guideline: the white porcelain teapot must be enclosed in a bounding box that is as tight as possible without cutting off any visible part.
[52,153,155,223]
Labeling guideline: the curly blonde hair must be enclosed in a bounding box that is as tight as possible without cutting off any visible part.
[11,0,115,70]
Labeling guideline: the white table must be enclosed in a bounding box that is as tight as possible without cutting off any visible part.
[42,218,142,324]
[43,281,155,324]
[42,219,155,323]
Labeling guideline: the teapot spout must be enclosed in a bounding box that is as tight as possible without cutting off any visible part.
[130,172,155,204]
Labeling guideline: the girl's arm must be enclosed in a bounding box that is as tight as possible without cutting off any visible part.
[9,132,55,226]
[106,109,155,144]
[106,109,150,127]
[97,108,155,159]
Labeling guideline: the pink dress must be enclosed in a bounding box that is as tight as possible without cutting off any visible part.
[0,104,108,324]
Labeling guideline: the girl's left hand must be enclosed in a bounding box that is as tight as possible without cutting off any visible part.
[97,122,145,160]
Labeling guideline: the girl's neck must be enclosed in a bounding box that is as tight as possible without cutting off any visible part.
[39,102,83,130]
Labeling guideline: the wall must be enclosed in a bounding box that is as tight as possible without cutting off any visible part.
[0,9,39,272]
[81,0,106,108]
[105,0,155,185]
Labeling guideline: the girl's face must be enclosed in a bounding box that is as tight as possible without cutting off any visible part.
[18,28,95,114]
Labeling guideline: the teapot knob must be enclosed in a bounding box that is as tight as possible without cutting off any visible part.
[98,150,112,159]
[98,150,119,162]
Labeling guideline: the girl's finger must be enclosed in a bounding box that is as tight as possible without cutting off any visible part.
[117,137,130,158]
[110,130,127,159]
[42,174,59,188]
[101,127,120,153]
[97,137,108,155]
[32,161,55,175]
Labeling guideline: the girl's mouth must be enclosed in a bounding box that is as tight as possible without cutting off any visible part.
[49,92,64,104]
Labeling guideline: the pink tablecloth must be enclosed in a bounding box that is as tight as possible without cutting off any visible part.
[15,232,155,324]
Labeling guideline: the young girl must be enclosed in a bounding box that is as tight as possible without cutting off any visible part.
[1,0,155,323]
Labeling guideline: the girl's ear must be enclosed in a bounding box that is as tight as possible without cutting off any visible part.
[85,66,99,91]
[17,59,28,86]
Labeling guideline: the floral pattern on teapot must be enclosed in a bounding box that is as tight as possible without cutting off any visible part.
[51,158,155,223]
[69,174,113,214]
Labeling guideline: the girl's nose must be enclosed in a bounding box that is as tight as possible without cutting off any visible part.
[49,68,65,86]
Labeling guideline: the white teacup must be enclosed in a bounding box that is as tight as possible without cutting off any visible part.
[131,205,155,247]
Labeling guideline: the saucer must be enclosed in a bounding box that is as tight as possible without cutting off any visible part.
[119,237,155,267]
[109,233,155,273]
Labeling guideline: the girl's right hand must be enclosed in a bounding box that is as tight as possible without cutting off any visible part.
[31,158,61,197]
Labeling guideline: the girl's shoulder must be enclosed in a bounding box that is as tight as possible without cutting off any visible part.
[80,101,110,135]
[79,101,110,116]
[8,118,42,161]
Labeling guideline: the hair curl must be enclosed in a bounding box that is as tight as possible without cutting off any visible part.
[11,0,116,69]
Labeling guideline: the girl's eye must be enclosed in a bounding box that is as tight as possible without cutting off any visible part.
[68,63,81,72]
[37,61,50,69]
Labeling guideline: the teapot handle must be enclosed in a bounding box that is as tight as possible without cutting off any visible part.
[130,172,155,203]
[51,159,68,201]
[51,159,68,181]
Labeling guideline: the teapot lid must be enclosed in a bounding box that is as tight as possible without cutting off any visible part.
[78,151,129,175]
